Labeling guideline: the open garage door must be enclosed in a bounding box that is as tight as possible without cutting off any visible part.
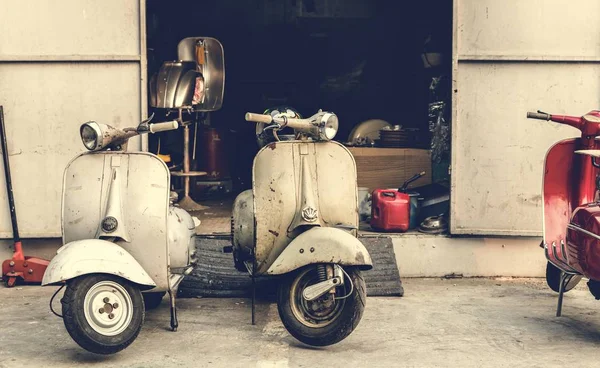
[0,0,147,237]
[451,0,600,235]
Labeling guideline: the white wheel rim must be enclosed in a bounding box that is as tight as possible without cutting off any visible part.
[83,281,134,336]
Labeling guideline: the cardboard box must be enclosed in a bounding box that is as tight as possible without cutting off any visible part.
[347,147,432,191]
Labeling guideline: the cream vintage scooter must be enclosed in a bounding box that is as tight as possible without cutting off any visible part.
[41,117,197,354]
[230,110,373,346]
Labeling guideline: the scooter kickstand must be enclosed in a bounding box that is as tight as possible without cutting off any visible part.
[251,260,256,326]
[556,271,569,317]
[169,289,179,332]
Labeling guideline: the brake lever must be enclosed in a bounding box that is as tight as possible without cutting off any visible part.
[137,113,156,133]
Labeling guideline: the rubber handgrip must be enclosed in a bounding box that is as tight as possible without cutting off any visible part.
[149,120,178,133]
[526,112,550,121]
[245,113,273,124]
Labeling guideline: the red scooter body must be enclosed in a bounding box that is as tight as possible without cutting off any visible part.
[542,138,599,275]
[533,109,600,315]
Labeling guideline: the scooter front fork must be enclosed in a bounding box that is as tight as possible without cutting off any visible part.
[169,289,179,332]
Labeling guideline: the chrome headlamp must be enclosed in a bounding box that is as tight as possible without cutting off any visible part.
[80,122,104,151]
[317,112,339,141]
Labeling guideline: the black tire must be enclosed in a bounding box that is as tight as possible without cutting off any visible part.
[277,265,366,347]
[546,262,581,293]
[61,274,145,355]
[143,292,165,310]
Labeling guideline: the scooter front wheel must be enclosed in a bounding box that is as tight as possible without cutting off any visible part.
[277,265,366,346]
[546,262,582,293]
[61,274,144,354]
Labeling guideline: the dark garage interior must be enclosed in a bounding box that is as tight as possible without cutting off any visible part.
[145,0,452,233]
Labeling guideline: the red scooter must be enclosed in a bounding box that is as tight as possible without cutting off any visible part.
[528,109,600,316]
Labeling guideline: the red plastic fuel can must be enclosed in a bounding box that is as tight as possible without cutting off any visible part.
[370,189,410,232]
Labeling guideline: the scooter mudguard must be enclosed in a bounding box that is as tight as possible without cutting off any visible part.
[41,239,156,289]
[265,227,373,275]
[543,138,598,271]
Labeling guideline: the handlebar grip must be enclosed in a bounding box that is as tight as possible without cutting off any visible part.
[527,112,550,121]
[149,120,179,133]
[245,113,273,124]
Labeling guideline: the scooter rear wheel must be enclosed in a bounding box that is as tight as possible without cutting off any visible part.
[546,262,582,293]
[61,274,144,355]
[277,265,366,346]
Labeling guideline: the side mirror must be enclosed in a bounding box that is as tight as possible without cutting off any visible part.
[177,37,225,112]
[149,37,225,112]
[149,61,202,109]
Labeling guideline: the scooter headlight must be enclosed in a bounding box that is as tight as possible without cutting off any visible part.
[318,113,338,141]
[80,122,103,151]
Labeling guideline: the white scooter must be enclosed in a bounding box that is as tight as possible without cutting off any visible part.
[231,110,373,346]
[42,116,196,354]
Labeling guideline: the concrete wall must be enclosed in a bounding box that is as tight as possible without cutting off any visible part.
[390,234,545,278]
[2,235,546,278]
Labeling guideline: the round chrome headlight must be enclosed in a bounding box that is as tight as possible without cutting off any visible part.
[318,113,338,140]
[80,122,102,151]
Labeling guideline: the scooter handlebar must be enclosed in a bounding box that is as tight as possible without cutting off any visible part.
[245,113,273,124]
[149,120,179,133]
[245,112,314,131]
[527,112,551,121]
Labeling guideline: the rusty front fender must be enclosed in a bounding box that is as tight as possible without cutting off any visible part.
[41,239,157,289]
[265,227,373,275]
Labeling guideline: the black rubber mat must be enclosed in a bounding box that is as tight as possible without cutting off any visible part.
[179,235,403,298]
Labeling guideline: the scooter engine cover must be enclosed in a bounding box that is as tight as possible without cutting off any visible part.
[231,189,254,262]
[566,204,600,279]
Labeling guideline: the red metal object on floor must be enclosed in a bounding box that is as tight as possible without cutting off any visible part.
[2,241,50,287]
[0,106,49,287]
[370,189,410,232]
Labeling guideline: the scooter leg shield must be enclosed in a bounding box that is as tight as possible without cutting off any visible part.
[42,239,156,289]
[265,227,372,275]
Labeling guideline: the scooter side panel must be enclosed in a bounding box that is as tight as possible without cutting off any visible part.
[543,138,597,271]
[253,141,358,274]
[567,206,600,278]
[62,152,170,290]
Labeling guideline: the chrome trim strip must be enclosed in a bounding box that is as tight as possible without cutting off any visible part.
[567,223,600,241]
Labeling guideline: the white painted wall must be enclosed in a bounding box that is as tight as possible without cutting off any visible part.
[451,0,600,235]
[389,235,545,277]
[0,0,146,238]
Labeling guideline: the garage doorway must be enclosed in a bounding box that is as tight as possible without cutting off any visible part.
[145,0,452,235]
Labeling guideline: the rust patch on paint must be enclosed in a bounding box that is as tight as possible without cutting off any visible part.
[268,229,280,237]
[355,253,365,264]
[266,142,277,150]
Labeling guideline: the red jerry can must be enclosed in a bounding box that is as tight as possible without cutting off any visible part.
[370,189,410,232]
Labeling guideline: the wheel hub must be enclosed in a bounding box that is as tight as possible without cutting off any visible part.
[83,281,133,336]
[291,268,345,328]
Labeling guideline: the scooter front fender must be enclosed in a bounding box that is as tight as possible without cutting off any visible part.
[265,227,373,275]
[41,239,156,289]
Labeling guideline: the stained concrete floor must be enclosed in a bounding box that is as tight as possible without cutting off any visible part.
[2,278,600,368]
